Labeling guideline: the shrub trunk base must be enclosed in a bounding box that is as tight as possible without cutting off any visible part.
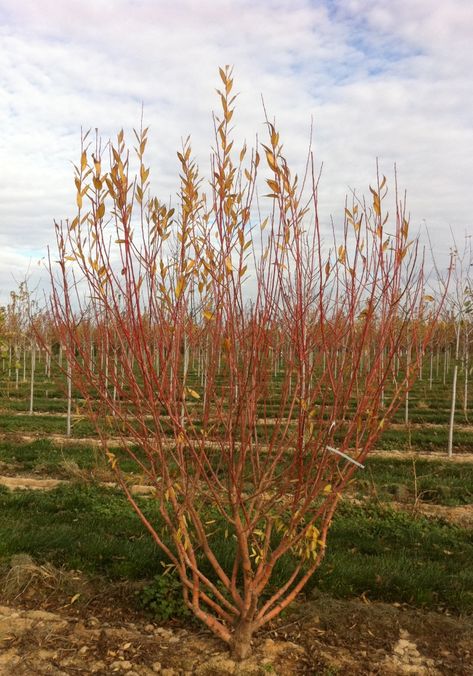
[230,620,254,661]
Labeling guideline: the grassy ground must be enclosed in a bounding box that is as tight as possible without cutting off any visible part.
[0,355,472,625]
[2,437,473,508]
[357,457,473,505]
[0,482,472,616]
[0,437,143,475]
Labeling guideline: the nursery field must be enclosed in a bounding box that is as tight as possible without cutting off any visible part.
[0,354,472,675]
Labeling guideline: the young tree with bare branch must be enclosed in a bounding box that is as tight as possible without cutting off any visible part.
[48,67,444,659]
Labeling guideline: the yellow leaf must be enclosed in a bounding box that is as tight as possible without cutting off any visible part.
[106,451,117,469]
[81,151,87,172]
[140,165,150,184]
[424,295,435,302]
[267,178,279,193]
[176,276,185,299]
[323,484,332,494]
[97,202,105,219]
[76,192,83,209]
[401,219,409,239]
[373,194,381,217]
[265,149,278,172]
[225,256,233,273]
[187,387,200,400]
[203,310,214,320]
[338,245,346,264]
[70,593,81,604]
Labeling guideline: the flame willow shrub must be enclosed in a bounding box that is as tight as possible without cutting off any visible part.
[49,68,440,659]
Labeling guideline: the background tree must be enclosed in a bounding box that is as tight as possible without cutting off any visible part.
[442,237,473,456]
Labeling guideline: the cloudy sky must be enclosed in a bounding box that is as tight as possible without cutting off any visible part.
[0,0,472,303]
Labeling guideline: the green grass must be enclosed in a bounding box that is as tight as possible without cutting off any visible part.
[0,397,71,413]
[315,502,473,613]
[373,427,473,452]
[0,483,163,579]
[0,411,472,454]
[357,457,473,505]
[0,413,96,436]
[0,483,471,614]
[0,438,145,476]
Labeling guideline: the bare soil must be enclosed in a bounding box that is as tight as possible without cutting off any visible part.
[2,429,473,461]
[2,473,473,529]
[388,501,473,529]
[0,564,472,676]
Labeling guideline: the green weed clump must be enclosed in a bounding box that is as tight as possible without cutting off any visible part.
[138,569,191,622]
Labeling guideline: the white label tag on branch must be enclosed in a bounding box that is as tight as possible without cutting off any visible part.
[326,446,365,469]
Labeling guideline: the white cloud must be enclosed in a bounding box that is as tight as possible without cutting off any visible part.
[0,0,471,303]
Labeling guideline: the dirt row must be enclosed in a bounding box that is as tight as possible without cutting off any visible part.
[0,600,301,675]
[2,429,473,462]
[1,568,472,675]
[1,473,473,529]
[3,409,473,430]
